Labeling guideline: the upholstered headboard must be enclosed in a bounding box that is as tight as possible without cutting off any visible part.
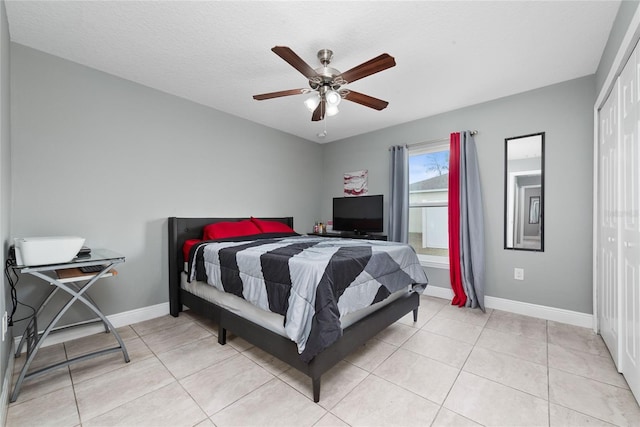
[167,216,294,316]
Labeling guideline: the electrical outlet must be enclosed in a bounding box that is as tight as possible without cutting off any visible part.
[2,311,7,341]
[514,268,524,281]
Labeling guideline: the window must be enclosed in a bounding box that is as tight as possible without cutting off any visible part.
[408,141,450,268]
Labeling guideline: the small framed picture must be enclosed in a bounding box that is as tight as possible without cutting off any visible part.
[344,169,368,196]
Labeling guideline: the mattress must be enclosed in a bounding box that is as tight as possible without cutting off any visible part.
[181,272,409,338]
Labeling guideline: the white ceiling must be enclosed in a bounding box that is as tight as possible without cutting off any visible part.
[5,1,620,143]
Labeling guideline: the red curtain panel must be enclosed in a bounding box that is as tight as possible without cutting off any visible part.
[448,132,467,306]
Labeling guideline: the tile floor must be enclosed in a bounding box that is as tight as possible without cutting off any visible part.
[6,295,640,426]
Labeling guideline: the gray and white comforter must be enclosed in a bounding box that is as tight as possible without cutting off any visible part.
[188,235,428,362]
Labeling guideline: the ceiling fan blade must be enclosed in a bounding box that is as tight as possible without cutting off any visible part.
[344,91,389,110]
[272,46,318,79]
[339,53,396,84]
[311,100,325,121]
[253,89,307,100]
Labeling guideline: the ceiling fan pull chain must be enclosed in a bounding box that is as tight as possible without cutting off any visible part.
[318,103,328,139]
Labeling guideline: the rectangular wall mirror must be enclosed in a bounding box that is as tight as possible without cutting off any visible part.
[504,132,545,251]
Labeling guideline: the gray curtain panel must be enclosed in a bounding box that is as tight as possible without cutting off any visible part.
[459,131,485,311]
[388,145,409,243]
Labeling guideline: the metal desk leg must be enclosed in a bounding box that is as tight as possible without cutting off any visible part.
[10,266,129,403]
[66,281,110,334]
[15,280,111,358]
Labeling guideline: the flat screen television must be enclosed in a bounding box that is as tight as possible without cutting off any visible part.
[333,195,383,234]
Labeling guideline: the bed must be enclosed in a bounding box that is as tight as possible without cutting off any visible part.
[168,216,427,402]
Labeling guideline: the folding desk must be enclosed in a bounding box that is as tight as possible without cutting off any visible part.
[10,249,129,402]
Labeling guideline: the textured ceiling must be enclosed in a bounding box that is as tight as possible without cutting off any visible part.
[5,1,620,143]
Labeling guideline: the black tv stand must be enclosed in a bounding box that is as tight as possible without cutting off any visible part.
[308,232,388,241]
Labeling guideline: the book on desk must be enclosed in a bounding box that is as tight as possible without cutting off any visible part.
[55,267,117,283]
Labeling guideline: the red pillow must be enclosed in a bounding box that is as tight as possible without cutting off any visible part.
[182,239,202,261]
[251,217,295,233]
[203,220,261,240]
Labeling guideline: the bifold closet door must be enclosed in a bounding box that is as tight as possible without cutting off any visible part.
[619,43,640,400]
[598,78,620,365]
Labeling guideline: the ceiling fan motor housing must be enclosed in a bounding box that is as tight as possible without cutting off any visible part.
[317,49,333,65]
[309,49,343,91]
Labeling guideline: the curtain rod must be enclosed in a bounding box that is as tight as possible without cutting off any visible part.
[404,130,478,149]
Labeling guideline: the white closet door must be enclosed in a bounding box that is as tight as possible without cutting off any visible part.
[620,44,640,399]
[598,78,620,366]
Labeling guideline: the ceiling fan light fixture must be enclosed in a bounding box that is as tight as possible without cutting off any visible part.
[325,89,341,106]
[326,105,339,117]
[304,94,320,111]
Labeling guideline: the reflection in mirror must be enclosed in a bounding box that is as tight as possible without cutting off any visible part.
[504,132,544,251]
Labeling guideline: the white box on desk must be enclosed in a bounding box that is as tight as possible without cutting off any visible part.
[14,236,85,266]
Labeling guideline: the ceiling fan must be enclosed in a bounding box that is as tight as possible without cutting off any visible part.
[253,46,396,121]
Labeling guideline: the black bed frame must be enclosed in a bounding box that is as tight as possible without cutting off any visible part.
[168,216,419,402]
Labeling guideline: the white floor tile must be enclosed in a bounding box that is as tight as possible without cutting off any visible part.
[242,346,290,375]
[331,375,440,426]
[82,382,207,427]
[313,412,350,427]
[74,357,174,422]
[156,335,237,379]
[374,348,459,404]
[11,365,73,404]
[140,321,212,354]
[548,343,628,389]
[179,353,273,416]
[343,338,398,372]
[69,336,152,384]
[13,343,66,375]
[463,346,548,399]
[549,368,640,426]
[374,321,418,346]
[485,310,547,342]
[401,329,473,368]
[64,326,137,359]
[444,371,549,426]
[6,385,79,427]
[279,360,368,410]
[435,304,492,327]
[398,296,446,328]
[548,321,609,357]
[549,403,617,427]
[11,303,640,427]
[422,316,483,344]
[131,314,194,336]
[476,327,547,366]
[210,378,326,426]
[431,408,482,427]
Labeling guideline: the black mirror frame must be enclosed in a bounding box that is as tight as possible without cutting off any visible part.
[504,132,545,252]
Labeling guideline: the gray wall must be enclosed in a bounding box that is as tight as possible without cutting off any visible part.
[322,76,596,314]
[10,1,639,331]
[10,44,322,334]
[596,0,640,94]
[0,0,11,404]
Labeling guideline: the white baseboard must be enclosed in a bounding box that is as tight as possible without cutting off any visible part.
[107,302,170,328]
[11,285,594,351]
[424,285,593,328]
[13,302,169,350]
[0,341,15,426]
[484,295,593,328]
[424,285,455,300]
